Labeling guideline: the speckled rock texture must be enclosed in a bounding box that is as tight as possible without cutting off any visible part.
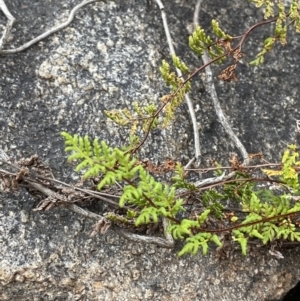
[1,0,300,300]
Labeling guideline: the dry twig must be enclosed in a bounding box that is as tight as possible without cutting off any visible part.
[0,0,98,55]
[0,0,15,51]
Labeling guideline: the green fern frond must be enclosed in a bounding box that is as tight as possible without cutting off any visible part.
[62,131,300,257]
[172,54,189,73]
[290,0,300,32]
[105,102,158,135]
[211,20,232,39]
[135,207,159,225]
[232,231,248,255]
[189,25,213,57]
[169,219,199,239]
[172,162,196,191]
[189,24,227,64]
[178,233,222,256]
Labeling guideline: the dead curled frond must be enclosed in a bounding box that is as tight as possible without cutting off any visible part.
[91,218,112,236]
[0,172,19,192]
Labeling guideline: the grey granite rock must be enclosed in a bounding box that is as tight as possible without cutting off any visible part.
[1,0,300,300]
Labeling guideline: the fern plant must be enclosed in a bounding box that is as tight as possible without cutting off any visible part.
[62,131,300,256]
[61,0,300,257]
[230,145,300,254]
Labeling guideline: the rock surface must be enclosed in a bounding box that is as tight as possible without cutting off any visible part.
[1,0,300,300]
